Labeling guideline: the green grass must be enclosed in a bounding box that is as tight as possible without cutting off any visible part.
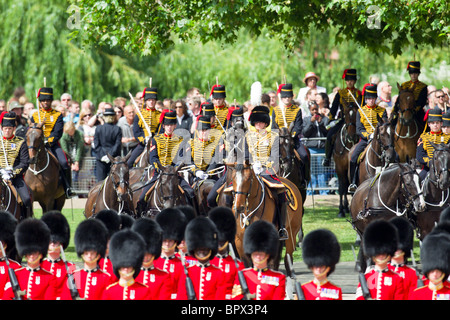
[34,205,422,265]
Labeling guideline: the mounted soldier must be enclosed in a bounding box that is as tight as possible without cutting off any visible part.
[31,87,74,198]
[210,84,229,133]
[0,112,32,218]
[348,83,387,192]
[323,69,362,167]
[127,87,161,167]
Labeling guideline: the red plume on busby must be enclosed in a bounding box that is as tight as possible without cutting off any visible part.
[0,111,7,126]
[159,109,171,124]
[277,83,285,95]
[342,69,349,80]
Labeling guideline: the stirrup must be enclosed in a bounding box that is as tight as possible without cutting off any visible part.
[322,158,331,167]
[348,184,357,193]
[65,188,75,199]
[278,228,289,241]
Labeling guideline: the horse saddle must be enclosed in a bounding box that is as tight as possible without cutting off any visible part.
[6,181,23,205]
[349,144,369,164]
[135,149,147,165]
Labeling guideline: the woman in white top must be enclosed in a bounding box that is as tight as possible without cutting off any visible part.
[297,72,327,106]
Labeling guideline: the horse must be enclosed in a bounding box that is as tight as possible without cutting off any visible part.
[217,162,303,273]
[84,153,135,219]
[412,142,450,240]
[191,166,226,216]
[350,161,426,271]
[0,179,25,221]
[332,101,359,217]
[131,163,188,218]
[393,83,422,162]
[24,122,66,213]
[351,117,397,185]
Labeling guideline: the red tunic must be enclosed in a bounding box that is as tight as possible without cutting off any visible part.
[41,258,76,299]
[232,267,286,300]
[177,262,227,300]
[135,266,174,300]
[388,263,418,299]
[301,280,343,300]
[153,255,184,300]
[356,267,405,300]
[102,279,150,300]
[210,254,245,300]
[59,267,112,300]
[0,259,22,299]
[409,282,450,300]
[3,266,59,300]
[98,257,119,283]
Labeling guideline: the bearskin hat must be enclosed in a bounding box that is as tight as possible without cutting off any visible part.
[185,217,218,258]
[0,210,18,255]
[120,214,135,230]
[131,218,163,258]
[176,205,196,224]
[208,206,236,244]
[302,229,341,276]
[155,207,187,244]
[439,206,450,223]
[94,209,121,239]
[74,219,109,258]
[363,220,399,258]
[421,232,450,279]
[389,217,414,258]
[41,211,71,250]
[15,218,50,258]
[109,229,146,279]
[243,220,279,259]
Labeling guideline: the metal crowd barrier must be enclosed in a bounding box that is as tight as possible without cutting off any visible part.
[71,157,98,195]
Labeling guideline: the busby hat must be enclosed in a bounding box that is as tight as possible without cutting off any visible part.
[41,211,71,250]
[421,232,450,278]
[74,219,109,258]
[94,209,121,240]
[197,116,212,131]
[407,61,421,74]
[131,217,163,258]
[442,110,450,127]
[243,220,279,259]
[389,217,414,258]
[201,102,215,117]
[143,87,158,101]
[342,69,357,81]
[302,229,341,275]
[1,112,17,127]
[155,207,187,244]
[230,106,244,121]
[15,218,50,258]
[363,220,399,258]
[37,87,54,101]
[249,105,271,126]
[211,84,226,99]
[278,83,294,98]
[103,108,116,116]
[109,229,146,279]
[160,110,177,125]
[426,106,442,123]
[185,217,218,258]
[208,206,236,244]
[362,83,378,99]
[0,210,18,255]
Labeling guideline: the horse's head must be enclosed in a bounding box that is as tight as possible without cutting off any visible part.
[227,161,255,216]
[157,162,184,208]
[26,122,45,164]
[343,101,357,138]
[108,152,132,202]
[278,127,294,175]
[374,117,396,166]
[429,142,450,190]
[398,161,426,213]
[396,82,416,124]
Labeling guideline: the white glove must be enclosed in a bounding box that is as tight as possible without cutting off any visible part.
[5,167,13,175]
[369,133,374,140]
[101,155,110,163]
[2,173,11,181]
[253,162,263,175]
[0,169,7,176]
[195,171,208,180]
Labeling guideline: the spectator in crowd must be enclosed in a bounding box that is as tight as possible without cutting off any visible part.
[113,97,127,110]
[435,89,447,112]
[114,105,123,123]
[0,99,6,111]
[64,100,80,124]
[377,81,393,109]
[426,85,437,111]
[117,105,138,156]
[186,87,203,100]
[315,92,330,118]
[369,75,380,85]
[77,109,96,157]
[163,98,173,110]
[301,88,318,118]
[156,100,164,112]
[297,72,327,106]
[23,102,35,121]
[302,102,329,195]
[267,90,277,108]
[60,121,85,186]
[187,96,202,119]
[60,93,72,111]
[8,99,27,138]
[81,99,95,115]
[173,99,192,132]
[88,101,108,127]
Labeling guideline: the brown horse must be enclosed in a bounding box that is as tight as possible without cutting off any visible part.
[412,142,450,240]
[350,161,426,271]
[0,180,24,221]
[351,118,397,185]
[333,102,359,217]
[393,83,422,162]
[24,122,65,212]
[218,162,303,272]
[84,153,135,219]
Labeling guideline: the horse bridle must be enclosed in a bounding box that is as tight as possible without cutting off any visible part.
[157,171,183,202]
[427,147,450,189]
[398,167,423,211]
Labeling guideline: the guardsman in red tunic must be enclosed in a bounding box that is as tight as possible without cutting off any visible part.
[388,217,419,299]
[102,229,150,300]
[3,218,59,300]
[175,205,197,267]
[301,229,342,300]
[95,209,121,284]
[356,220,405,300]
[409,232,450,300]
[40,211,75,300]
[63,219,112,300]
[209,206,245,300]
[177,216,227,300]
[232,220,286,300]
[132,217,174,300]
[0,211,21,299]
[153,208,187,300]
